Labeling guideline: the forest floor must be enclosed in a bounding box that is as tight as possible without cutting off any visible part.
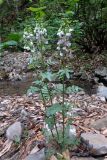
[0,51,107,159]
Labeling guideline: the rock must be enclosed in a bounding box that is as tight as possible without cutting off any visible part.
[45,124,77,139]
[81,132,107,156]
[95,67,107,77]
[102,129,107,137]
[20,109,28,120]
[80,72,89,80]
[6,121,22,141]
[69,108,86,116]
[92,77,99,84]
[26,148,45,160]
[90,116,107,130]
[9,71,22,81]
[97,83,107,99]
[71,157,97,160]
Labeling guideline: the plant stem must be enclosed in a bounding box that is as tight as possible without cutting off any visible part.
[62,76,65,144]
[47,84,59,139]
[40,89,46,111]
[41,89,55,139]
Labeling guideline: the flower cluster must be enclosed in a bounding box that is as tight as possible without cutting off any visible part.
[23,23,48,55]
[23,31,35,52]
[34,24,48,45]
[57,28,73,56]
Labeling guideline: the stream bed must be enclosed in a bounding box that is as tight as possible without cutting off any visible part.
[0,77,97,96]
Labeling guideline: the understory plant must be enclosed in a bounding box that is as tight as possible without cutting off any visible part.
[23,22,48,69]
[27,23,79,159]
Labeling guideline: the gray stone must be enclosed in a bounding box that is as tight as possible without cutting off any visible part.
[6,121,22,141]
[71,157,97,160]
[80,72,89,80]
[81,132,107,156]
[90,116,107,130]
[95,67,107,77]
[97,84,107,98]
[26,148,45,160]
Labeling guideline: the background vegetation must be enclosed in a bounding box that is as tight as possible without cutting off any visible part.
[0,0,107,53]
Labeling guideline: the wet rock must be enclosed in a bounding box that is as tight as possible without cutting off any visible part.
[26,148,45,160]
[81,132,107,156]
[71,157,97,160]
[90,116,107,130]
[6,121,22,141]
[95,67,107,77]
[97,84,107,99]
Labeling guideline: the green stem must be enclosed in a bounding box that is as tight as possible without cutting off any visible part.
[47,84,59,139]
[62,76,65,144]
[41,89,55,139]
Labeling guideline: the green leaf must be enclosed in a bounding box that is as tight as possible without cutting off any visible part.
[7,33,22,42]
[46,103,62,116]
[54,84,64,94]
[57,68,73,79]
[45,116,55,129]
[66,85,83,94]
[41,71,54,81]
[28,6,46,12]
[41,85,50,100]
[27,86,39,94]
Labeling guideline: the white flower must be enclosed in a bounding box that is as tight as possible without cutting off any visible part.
[57,46,60,50]
[57,39,64,45]
[60,52,63,56]
[66,32,71,37]
[29,33,33,37]
[66,42,71,47]
[30,41,33,45]
[43,28,47,34]
[62,47,67,51]
[57,31,64,37]
[69,28,73,32]
[24,46,30,51]
[45,40,48,44]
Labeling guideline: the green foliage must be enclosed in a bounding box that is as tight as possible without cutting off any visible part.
[0,40,18,52]
[7,32,22,42]
[46,103,62,116]
[66,85,83,94]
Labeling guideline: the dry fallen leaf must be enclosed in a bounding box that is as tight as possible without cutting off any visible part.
[30,145,39,154]
[0,140,12,157]
[50,155,58,160]
[62,149,70,160]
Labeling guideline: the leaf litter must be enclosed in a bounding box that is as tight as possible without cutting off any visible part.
[0,91,107,159]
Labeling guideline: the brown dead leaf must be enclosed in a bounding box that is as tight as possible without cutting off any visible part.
[30,145,39,154]
[0,140,12,157]
[50,155,58,160]
[62,149,70,160]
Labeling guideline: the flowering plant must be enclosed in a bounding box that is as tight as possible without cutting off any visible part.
[57,27,73,57]
[23,23,48,67]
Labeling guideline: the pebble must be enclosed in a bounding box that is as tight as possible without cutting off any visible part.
[6,121,22,141]
[26,148,45,160]
[81,132,107,156]
[90,116,107,130]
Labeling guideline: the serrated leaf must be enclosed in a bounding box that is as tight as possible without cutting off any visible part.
[41,71,54,81]
[46,103,62,116]
[27,86,39,94]
[45,116,55,129]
